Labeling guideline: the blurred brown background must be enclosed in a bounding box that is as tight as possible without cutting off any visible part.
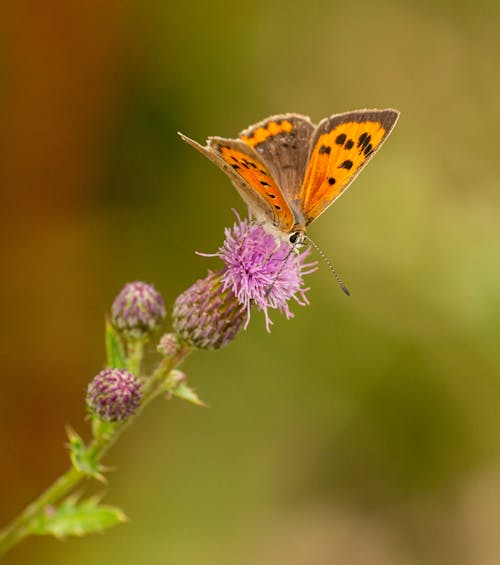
[1,0,499,563]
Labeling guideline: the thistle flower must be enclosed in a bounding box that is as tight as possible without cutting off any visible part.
[87,369,142,422]
[216,216,317,331]
[172,215,317,350]
[172,270,246,350]
[111,281,166,336]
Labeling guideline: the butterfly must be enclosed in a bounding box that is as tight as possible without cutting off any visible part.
[179,109,399,251]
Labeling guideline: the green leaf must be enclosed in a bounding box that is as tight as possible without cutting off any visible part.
[105,320,127,369]
[67,427,106,483]
[172,382,207,407]
[29,495,127,539]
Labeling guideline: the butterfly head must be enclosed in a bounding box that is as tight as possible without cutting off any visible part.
[288,226,307,249]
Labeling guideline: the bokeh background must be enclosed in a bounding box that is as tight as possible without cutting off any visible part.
[1,0,499,563]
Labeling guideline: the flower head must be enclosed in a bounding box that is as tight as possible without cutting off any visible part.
[215,216,317,331]
[87,369,142,422]
[157,333,181,357]
[172,270,246,350]
[111,281,166,336]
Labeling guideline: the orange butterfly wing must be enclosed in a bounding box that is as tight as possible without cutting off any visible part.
[178,133,295,231]
[215,142,294,230]
[300,109,399,225]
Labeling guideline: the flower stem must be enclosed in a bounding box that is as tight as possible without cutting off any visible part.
[126,335,146,374]
[0,346,191,557]
[0,466,82,553]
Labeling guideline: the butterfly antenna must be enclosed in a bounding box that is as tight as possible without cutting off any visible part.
[304,234,351,296]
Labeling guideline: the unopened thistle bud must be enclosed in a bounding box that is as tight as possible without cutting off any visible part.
[111,281,166,336]
[87,369,142,422]
[157,333,180,357]
[172,271,245,351]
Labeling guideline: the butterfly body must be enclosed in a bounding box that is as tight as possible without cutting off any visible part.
[179,109,399,244]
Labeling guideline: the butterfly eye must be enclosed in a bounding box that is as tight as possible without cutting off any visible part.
[289,232,301,245]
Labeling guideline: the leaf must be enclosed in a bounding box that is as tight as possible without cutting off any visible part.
[105,320,127,369]
[67,427,106,483]
[172,382,207,407]
[29,495,127,539]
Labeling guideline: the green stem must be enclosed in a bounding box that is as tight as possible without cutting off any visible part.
[0,346,191,557]
[126,335,146,375]
[0,467,82,553]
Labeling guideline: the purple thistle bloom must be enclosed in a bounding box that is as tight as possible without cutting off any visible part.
[213,215,317,331]
[87,369,142,422]
[111,281,166,335]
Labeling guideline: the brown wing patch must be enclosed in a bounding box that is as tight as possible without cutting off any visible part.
[300,110,399,224]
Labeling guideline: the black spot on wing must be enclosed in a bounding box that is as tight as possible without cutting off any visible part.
[357,132,371,150]
[339,160,353,170]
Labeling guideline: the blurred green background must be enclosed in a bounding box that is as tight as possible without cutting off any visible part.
[1,0,500,563]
